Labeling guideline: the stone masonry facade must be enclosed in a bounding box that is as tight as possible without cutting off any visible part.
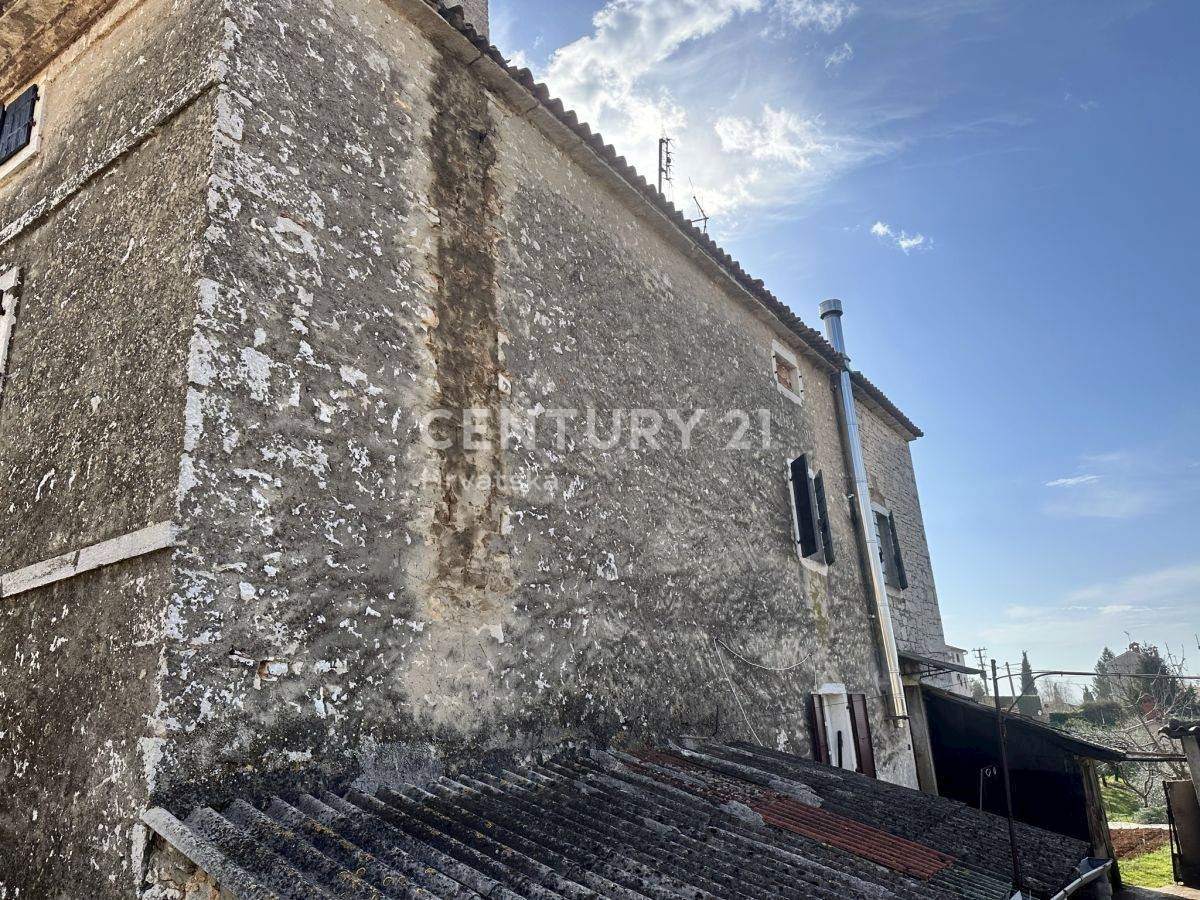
[0,0,949,895]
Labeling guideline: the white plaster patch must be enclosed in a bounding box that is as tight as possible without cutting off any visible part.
[271,215,319,259]
[183,388,204,452]
[597,552,619,582]
[239,346,273,401]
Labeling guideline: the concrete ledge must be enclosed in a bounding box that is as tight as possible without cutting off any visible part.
[0,520,176,598]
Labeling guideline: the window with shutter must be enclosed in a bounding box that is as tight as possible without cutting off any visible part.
[0,85,39,168]
[808,693,830,764]
[887,510,908,589]
[813,472,834,565]
[789,455,824,561]
[849,693,877,778]
[811,686,859,772]
[874,509,908,590]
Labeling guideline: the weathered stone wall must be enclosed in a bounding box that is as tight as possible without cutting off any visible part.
[0,0,220,894]
[149,0,928,816]
[0,0,949,890]
[859,402,949,655]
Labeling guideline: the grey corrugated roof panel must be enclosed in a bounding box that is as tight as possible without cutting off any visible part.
[147,741,1092,900]
[710,741,1088,898]
[423,0,923,441]
[922,684,1125,763]
[1162,719,1200,739]
[899,649,985,676]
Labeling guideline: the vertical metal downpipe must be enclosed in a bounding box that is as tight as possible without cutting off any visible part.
[819,299,908,719]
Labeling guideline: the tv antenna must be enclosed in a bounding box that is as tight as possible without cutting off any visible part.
[688,178,709,234]
[657,136,673,194]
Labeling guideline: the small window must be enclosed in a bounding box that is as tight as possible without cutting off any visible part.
[0,84,41,174]
[788,455,833,564]
[808,688,876,777]
[770,340,802,404]
[874,507,908,590]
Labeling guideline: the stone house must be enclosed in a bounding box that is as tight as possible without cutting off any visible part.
[0,0,972,894]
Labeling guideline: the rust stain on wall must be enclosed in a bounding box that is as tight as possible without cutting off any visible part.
[424,52,511,618]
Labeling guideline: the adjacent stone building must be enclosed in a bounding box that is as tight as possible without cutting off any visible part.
[0,0,958,894]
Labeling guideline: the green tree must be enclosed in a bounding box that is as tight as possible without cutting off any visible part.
[1020,651,1036,695]
[1094,647,1116,700]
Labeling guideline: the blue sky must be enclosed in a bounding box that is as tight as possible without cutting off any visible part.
[488,0,1200,683]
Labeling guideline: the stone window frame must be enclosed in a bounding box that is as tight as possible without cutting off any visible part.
[0,81,45,186]
[770,339,803,406]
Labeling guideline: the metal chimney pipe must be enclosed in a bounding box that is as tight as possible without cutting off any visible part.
[819,298,908,720]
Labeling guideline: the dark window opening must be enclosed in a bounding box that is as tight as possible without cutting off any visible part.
[0,85,39,166]
[790,455,834,564]
[874,509,909,590]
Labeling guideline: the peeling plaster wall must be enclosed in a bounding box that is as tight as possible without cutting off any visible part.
[150,0,926,816]
[0,0,220,894]
[0,0,949,888]
[155,0,453,814]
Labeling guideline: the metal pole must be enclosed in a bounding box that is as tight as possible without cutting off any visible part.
[992,659,1025,894]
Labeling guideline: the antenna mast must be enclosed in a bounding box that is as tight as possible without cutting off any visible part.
[657,136,673,194]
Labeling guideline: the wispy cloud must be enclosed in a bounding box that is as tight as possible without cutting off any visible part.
[824,42,854,70]
[1042,451,1169,519]
[970,562,1200,671]
[1067,563,1200,608]
[775,0,858,32]
[1064,91,1100,112]
[870,220,930,253]
[1045,474,1102,488]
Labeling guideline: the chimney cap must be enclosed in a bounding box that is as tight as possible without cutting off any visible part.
[818,298,843,319]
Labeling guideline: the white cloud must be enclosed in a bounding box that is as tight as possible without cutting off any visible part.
[1042,451,1172,520]
[715,105,832,170]
[870,220,929,253]
[1045,474,1102,488]
[1067,563,1200,608]
[776,0,858,32]
[542,0,762,171]
[824,42,854,70]
[532,0,892,222]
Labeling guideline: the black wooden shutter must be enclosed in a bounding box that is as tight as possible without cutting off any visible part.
[887,511,908,589]
[789,456,822,559]
[875,511,897,588]
[814,472,834,564]
[849,694,877,778]
[808,693,829,764]
[0,85,38,165]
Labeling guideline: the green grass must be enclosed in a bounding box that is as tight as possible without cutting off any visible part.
[1101,777,1145,821]
[1120,845,1176,889]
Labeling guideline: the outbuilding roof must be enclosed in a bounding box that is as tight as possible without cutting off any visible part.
[418,1,923,440]
[923,684,1125,763]
[1161,719,1200,739]
[144,740,1091,899]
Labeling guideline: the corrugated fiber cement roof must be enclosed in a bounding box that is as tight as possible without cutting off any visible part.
[144,740,1091,899]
